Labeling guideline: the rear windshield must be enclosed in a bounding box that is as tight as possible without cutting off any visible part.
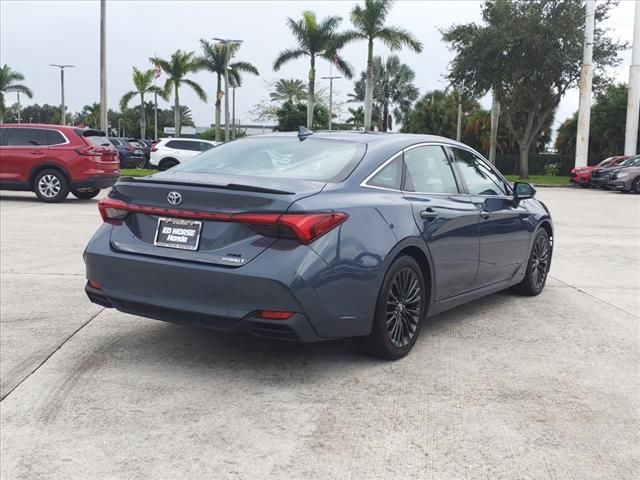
[174,137,366,182]
[84,135,113,147]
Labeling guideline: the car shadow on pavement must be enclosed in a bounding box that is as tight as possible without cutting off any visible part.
[92,290,517,379]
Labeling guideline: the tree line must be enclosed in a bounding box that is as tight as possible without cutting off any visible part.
[0,0,626,179]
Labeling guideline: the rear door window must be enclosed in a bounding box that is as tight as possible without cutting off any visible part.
[46,130,67,145]
[403,145,459,194]
[4,128,49,147]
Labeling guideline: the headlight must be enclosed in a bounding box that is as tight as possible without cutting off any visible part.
[616,172,629,178]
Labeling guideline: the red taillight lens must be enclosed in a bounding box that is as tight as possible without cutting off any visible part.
[151,145,158,152]
[98,198,130,225]
[88,280,102,289]
[75,146,101,156]
[127,144,134,151]
[96,198,348,243]
[259,310,294,320]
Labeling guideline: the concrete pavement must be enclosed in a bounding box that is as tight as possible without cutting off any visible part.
[1,188,638,479]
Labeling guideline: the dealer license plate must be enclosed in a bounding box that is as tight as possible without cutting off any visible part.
[154,217,202,251]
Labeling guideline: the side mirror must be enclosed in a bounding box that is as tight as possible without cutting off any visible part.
[513,182,536,201]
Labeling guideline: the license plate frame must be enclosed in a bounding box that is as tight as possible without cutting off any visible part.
[154,217,202,251]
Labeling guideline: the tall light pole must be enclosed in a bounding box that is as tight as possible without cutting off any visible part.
[574,0,596,168]
[213,37,243,142]
[100,0,108,133]
[232,85,237,140]
[625,0,640,156]
[50,64,75,125]
[321,75,340,130]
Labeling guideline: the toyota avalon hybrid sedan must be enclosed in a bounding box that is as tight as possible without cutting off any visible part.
[84,131,553,359]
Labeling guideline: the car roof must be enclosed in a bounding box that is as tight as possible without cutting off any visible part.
[0,123,78,131]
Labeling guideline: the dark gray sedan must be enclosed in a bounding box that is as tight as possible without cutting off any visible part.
[84,131,553,359]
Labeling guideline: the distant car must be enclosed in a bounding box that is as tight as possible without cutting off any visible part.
[108,137,146,169]
[591,155,640,189]
[135,139,154,167]
[149,138,220,171]
[0,123,119,202]
[570,156,628,188]
[607,165,640,193]
[85,131,553,359]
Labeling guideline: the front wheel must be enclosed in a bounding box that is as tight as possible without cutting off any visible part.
[33,169,69,202]
[72,188,100,200]
[354,255,427,360]
[632,177,640,194]
[511,229,551,296]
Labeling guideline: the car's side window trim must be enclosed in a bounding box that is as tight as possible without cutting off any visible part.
[360,150,404,192]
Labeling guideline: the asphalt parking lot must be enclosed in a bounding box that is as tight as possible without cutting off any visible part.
[1,187,638,479]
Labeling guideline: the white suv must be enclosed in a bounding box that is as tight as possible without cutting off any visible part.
[150,138,220,170]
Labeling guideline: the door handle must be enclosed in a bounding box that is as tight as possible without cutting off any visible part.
[420,208,439,221]
[480,209,492,220]
[30,151,45,155]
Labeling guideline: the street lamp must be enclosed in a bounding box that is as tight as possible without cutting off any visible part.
[321,75,341,130]
[213,37,243,141]
[50,64,75,125]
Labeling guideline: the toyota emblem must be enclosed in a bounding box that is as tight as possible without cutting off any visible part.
[167,191,182,205]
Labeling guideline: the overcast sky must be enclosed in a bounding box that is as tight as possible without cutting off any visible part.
[0,0,635,132]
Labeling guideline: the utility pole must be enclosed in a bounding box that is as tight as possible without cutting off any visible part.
[574,0,596,168]
[232,85,236,140]
[100,0,108,133]
[50,64,75,125]
[321,75,341,130]
[213,37,243,142]
[153,54,160,141]
[625,0,640,156]
[17,92,21,123]
[489,91,500,164]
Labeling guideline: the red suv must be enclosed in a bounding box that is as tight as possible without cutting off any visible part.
[0,124,119,202]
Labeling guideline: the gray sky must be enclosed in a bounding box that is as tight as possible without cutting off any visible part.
[0,0,635,132]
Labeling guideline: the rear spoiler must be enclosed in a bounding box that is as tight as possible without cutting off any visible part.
[118,176,295,195]
[76,128,107,137]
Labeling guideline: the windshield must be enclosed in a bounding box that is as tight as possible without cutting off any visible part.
[620,155,640,167]
[84,135,113,147]
[173,137,366,182]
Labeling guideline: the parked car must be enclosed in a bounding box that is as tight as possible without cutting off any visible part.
[591,155,640,189]
[570,155,629,188]
[136,139,154,167]
[84,131,553,359]
[108,137,146,169]
[0,123,119,202]
[149,138,219,171]
[607,163,640,193]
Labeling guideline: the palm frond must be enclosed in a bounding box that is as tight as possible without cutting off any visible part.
[273,48,307,70]
[119,90,137,111]
[183,78,207,102]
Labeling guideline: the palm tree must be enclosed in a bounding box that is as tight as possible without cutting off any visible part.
[371,55,418,131]
[0,64,33,123]
[346,106,364,128]
[274,11,353,128]
[120,67,167,139]
[80,103,101,127]
[197,40,259,141]
[172,105,195,127]
[270,79,307,104]
[348,0,423,130]
[151,50,206,137]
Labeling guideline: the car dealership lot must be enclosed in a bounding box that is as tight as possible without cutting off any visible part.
[1,188,638,479]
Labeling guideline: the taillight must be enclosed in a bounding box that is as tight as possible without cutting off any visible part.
[96,198,348,243]
[98,198,130,225]
[75,146,102,156]
[151,145,158,152]
[259,310,294,320]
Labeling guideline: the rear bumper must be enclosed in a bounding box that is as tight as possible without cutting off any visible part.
[71,175,119,190]
[83,226,377,341]
[85,284,320,341]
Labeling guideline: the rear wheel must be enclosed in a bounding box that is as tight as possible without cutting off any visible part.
[72,188,100,200]
[159,158,179,171]
[511,229,551,296]
[354,255,427,360]
[33,169,69,202]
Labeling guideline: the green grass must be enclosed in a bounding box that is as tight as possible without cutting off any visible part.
[119,169,570,187]
[120,168,155,177]
[505,175,570,186]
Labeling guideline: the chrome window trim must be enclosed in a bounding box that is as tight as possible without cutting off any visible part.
[0,127,70,148]
[361,141,466,195]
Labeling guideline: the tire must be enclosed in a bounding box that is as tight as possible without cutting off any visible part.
[511,229,551,296]
[159,158,179,171]
[632,177,640,194]
[354,255,427,360]
[72,188,100,200]
[33,169,69,202]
